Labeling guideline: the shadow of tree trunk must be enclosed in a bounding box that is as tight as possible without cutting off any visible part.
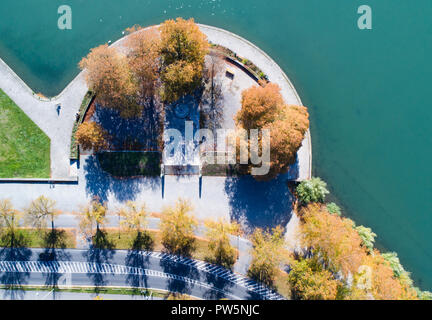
[38,229,72,292]
[84,229,115,294]
[0,230,32,299]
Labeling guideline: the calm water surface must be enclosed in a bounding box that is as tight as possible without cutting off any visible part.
[1,0,431,289]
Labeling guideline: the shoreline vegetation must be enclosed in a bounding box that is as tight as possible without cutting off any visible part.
[290,177,432,300]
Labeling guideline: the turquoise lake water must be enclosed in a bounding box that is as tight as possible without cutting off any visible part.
[1,0,431,289]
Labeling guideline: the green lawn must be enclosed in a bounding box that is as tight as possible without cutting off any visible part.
[0,228,76,248]
[97,151,161,177]
[96,228,238,264]
[0,89,50,178]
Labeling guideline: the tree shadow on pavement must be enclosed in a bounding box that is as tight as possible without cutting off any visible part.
[83,230,115,293]
[84,156,111,203]
[93,102,161,151]
[110,176,160,202]
[125,232,154,293]
[202,271,234,300]
[38,230,72,294]
[160,257,200,296]
[0,232,32,300]
[84,155,161,203]
[224,174,294,233]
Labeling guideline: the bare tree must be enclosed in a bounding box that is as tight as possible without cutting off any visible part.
[0,199,21,246]
[25,196,59,230]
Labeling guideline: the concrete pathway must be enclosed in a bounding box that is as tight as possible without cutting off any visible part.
[0,57,88,179]
[0,154,296,237]
[199,24,312,181]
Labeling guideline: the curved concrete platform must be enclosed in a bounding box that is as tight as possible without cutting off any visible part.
[0,23,311,181]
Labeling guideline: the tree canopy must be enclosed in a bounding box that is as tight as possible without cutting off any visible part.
[301,203,367,276]
[288,257,340,300]
[118,201,148,233]
[0,199,20,233]
[25,196,59,230]
[78,200,107,238]
[355,225,377,253]
[248,226,287,286]
[236,82,285,130]
[235,82,309,180]
[160,198,198,256]
[79,44,140,118]
[159,18,209,102]
[296,177,329,204]
[205,219,240,269]
[126,28,161,99]
[299,203,419,300]
[75,122,108,152]
[326,202,341,216]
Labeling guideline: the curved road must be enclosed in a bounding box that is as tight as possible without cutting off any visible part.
[0,248,283,300]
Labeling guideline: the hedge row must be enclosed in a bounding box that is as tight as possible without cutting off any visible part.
[210,43,269,82]
[70,91,95,160]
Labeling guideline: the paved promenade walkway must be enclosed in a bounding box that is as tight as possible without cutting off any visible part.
[199,24,312,181]
[0,24,308,251]
[0,24,311,181]
[0,58,88,179]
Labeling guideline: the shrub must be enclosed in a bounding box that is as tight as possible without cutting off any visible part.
[326,202,341,216]
[75,122,108,152]
[296,177,329,204]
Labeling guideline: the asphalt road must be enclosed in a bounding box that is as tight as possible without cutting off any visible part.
[0,248,282,300]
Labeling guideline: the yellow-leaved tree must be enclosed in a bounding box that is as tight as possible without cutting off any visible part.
[300,203,367,276]
[287,257,340,300]
[25,195,59,230]
[75,122,108,152]
[160,198,197,256]
[205,218,241,269]
[118,201,153,250]
[248,226,287,286]
[159,18,209,102]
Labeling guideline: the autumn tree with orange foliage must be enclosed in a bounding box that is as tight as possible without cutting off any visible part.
[126,28,161,99]
[159,18,209,102]
[299,203,420,300]
[265,106,309,178]
[235,82,309,180]
[348,251,418,300]
[287,257,340,300]
[79,44,140,118]
[248,226,287,286]
[236,82,285,130]
[75,122,108,152]
[300,203,367,277]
